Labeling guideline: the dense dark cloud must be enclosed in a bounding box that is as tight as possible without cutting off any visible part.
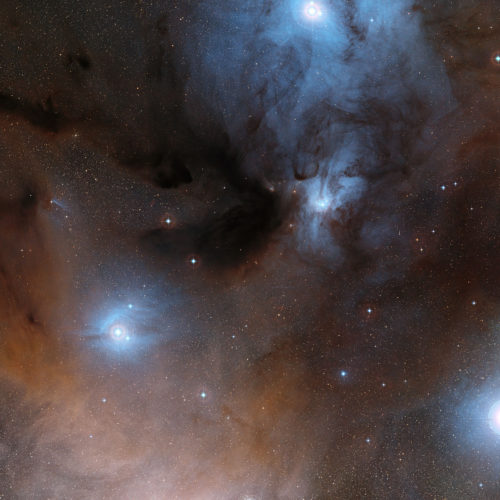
[0,0,499,498]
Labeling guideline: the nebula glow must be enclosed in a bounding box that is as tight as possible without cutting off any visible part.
[488,401,500,435]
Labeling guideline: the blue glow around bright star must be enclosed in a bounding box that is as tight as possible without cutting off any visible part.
[488,402,500,435]
[110,325,125,340]
[81,296,167,358]
[304,2,323,20]
[451,380,500,475]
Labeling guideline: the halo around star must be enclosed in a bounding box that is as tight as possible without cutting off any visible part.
[488,401,500,435]
[304,1,323,20]
[110,324,127,340]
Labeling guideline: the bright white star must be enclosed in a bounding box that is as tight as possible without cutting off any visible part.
[488,401,500,434]
[304,1,322,20]
[110,324,126,340]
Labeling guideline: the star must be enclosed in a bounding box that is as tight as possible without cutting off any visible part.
[340,370,347,377]
[110,324,126,340]
[440,185,446,191]
[304,1,323,20]
[488,401,500,434]
[200,391,207,399]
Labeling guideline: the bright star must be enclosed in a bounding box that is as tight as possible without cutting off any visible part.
[440,185,446,191]
[200,391,207,399]
[488,401,500,434]
[304,1,323,20]
[161,214,174,228]
[110,324,126,340]
[340,370,347,377]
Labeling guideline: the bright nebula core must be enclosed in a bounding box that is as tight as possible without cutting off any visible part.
[0,0,498,498]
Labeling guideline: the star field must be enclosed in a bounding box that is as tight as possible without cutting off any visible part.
[0,1,498,499]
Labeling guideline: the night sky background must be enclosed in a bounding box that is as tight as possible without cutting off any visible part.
[0,1,499,498]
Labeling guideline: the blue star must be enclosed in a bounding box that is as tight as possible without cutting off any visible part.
[200,391,207,399]
[340,370,347,377]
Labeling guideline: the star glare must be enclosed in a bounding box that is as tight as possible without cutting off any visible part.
[161,214,175,228]
[304,1,323,20]
[488,401,500,435]
[340,370,347,377]
[110,324,126,340]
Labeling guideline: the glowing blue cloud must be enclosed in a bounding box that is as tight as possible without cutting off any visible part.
[488,401,500,435]
[79,297,166,359]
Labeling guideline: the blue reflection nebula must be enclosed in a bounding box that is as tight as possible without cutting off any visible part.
[488,401,500,435]
[82,298,162,358]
